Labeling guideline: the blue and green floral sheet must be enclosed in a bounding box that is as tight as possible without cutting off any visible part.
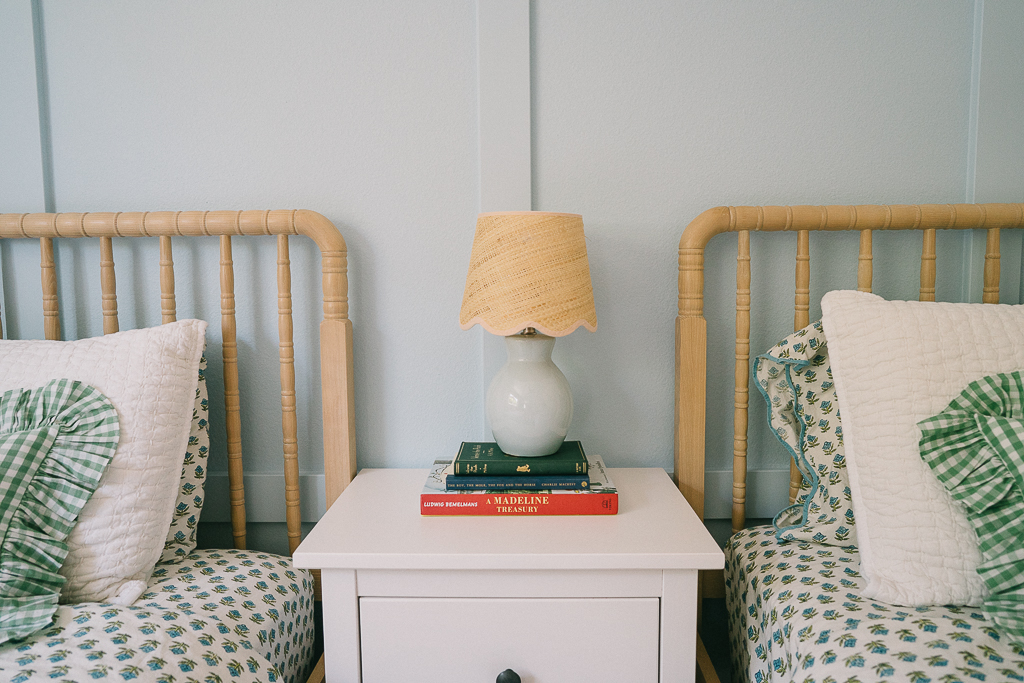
[727,526,1024,683]
[0,549,315,683]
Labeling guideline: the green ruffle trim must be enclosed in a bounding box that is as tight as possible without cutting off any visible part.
[919,371,1024,644]
[0,379,119,644]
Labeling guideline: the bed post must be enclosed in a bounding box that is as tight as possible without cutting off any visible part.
[678,207,731,683]
[677,208,733,518]
[295,211,357,509]
[676,253,706,518]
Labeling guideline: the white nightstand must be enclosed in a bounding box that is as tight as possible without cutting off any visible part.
[294,467,724,683]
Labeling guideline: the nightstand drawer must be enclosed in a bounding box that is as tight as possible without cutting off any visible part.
[358,596,660,683]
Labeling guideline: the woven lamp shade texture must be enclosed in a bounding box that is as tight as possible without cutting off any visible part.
[460,212,597,337]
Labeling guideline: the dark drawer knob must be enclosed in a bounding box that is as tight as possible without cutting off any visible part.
[496,669,521,683]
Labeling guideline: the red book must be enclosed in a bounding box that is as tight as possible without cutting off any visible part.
[420,454,617,516]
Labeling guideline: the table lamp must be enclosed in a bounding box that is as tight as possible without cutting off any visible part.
[460,211,597,456]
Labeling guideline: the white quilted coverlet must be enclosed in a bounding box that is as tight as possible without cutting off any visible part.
[821,291,1024,606]
[0,320,206,605]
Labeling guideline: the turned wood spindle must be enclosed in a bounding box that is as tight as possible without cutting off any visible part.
[857,230,872,293]
[160,236,177,323]
[100,237,119,334]
[40,237,60,340]
[732,231,750,533]
[278,235,302,554]
[220,235,247,549]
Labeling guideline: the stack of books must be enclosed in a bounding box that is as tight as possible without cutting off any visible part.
[420,441,618,516]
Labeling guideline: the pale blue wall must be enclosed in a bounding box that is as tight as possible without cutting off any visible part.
[1,1,1022,545]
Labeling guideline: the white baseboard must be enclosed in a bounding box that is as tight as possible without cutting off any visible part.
[203,473,326,523]
[702,469,790,520]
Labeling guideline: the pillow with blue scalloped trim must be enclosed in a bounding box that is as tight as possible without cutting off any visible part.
[161,354,209,564]
[754,320,856,546]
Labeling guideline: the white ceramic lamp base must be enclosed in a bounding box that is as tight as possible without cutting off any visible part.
[486,333,573,457]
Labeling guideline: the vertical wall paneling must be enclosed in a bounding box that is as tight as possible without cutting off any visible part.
[31,0,54,213]
[964,0,1024,305]
[476,0,532,438]
[0,2,46,210]
[973,0,1024,304]
[973,0,1024,200]
[965,0,984,206]
[961,0,986,304]
[0,1,48,337]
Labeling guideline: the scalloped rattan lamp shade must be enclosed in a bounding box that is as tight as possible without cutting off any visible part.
[460,212,597,337]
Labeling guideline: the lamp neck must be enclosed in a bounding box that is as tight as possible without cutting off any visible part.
[504,332,556,362]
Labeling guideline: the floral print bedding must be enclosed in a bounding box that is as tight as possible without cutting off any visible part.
[0,549,315,683]
[727,525,1024,683]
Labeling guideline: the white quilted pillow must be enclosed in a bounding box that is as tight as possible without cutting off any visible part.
[821,291,1024,606]
[0,320,207,605]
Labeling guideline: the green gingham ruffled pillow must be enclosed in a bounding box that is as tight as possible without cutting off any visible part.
[919,371,1024,645]
[754,320,856,546]
[161,354,209,564]
[0,379,119,644]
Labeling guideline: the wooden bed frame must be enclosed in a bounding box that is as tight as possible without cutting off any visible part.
[0,209,355,683]
[675,202,1024,683]
[676,202,1024,530]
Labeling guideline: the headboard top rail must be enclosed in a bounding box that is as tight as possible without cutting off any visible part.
[679,202,1024,251]
[0,210,346,255]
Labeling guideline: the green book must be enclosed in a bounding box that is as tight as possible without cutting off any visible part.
[452,441,588,476]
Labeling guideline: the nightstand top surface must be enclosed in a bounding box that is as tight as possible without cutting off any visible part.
[294,467,724,571]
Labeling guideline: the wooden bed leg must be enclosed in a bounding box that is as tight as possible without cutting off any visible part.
[696,632,722,683]
[305,653,326,683]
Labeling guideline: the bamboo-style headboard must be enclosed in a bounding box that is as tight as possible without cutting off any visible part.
[0,210,356,556]
[676,203,1024,533]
